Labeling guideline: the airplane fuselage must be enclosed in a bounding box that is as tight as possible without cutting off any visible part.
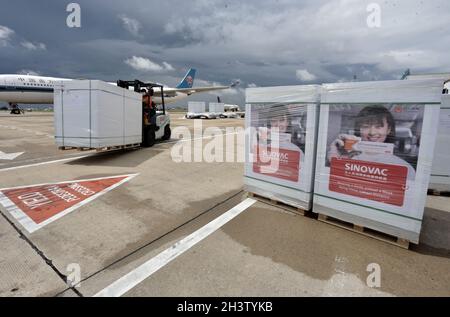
[0,74,187,105]
[0,74,66,104]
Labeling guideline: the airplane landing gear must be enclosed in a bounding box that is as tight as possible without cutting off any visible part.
[9,103,24,115]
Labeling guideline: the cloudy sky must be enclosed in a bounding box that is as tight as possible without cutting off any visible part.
[1,0,449,106]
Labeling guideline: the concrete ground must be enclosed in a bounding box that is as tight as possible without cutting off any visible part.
[0,112,449,297]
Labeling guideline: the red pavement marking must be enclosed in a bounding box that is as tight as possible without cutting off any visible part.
[0,175,134,227]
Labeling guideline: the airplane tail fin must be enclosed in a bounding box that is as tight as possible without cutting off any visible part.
[176,68,196,89]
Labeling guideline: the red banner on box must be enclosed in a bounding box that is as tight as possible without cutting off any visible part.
[253,145,301,182]
[329,158,408,207]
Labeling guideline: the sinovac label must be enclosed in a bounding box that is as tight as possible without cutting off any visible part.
[253,146,301,182]
[329,158,408,207]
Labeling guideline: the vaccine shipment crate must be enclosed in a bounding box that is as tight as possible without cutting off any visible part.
[313,79,444,244]
[54,80,142,148]
[407,74,450,191]
[188,101,206,114]
[209,102,225,114]
[430,94,450,190]
[245,85,320,210]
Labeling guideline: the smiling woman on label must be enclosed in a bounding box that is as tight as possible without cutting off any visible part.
[328,105,416,180]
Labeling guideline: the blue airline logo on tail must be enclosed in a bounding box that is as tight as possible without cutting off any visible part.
[176,69,196,89]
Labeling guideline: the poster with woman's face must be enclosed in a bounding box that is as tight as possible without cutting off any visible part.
[249,103,308,183]
[324,104,424,207]
[250,103,308,152]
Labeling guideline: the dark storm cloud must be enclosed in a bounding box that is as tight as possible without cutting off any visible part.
[1,0,450,106]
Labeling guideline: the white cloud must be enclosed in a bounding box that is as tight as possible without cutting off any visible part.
[125,56,163,71]
[119,14,141,37]
[0,25,14,46]
[21,41,46,50]
[124,56,174,72]
[162,62,175,71]
[296,69,317,82]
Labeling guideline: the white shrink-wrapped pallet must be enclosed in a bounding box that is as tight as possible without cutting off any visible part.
[407,74,450,191]
[245,85,320,210]
[430,94,450,190]
[54,80,142,148]
[313,79,444,244]
[209,102,225,114]
[188,101,206,114]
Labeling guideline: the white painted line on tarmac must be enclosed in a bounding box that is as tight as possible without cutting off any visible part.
[163,131,239,145]
[0,130,239,171]
[0,151,24,160]
[0,173,138,192]
[0,155,91,172]
[94,197,257,297]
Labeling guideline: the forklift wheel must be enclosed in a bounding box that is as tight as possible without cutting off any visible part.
[143,128,156,147]
[162,125,171,141]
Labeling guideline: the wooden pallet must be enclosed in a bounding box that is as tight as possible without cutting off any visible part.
[58,146,77,151]
[96,144,141,152]
[247,192,309,216]
[59,144,141,152]
[427,189,450,197]
[318,214,410,249]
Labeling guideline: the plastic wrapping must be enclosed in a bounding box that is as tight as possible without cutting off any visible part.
[54,80,142,148]
[314,79,444,243]
[245,85,320,210]
[321,79,444,104]
[209,102,225,114]
[405,75,450,190]
[430,94,450,190]
[188,101,206,114]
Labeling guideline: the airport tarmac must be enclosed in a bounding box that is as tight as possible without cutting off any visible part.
[0,112,449,297]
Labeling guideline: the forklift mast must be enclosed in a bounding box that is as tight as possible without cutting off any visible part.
[116,80,171,147]
[116,79,166,114]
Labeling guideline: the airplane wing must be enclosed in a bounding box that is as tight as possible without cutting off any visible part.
[154,82,239,98]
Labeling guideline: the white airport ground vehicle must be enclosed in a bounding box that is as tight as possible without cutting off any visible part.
[216,96,244,118]
[185,112,217,119]
[185,101,217,119]
[185,99,244,119]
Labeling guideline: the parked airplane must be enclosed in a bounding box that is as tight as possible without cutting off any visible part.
[0,68,237,108]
